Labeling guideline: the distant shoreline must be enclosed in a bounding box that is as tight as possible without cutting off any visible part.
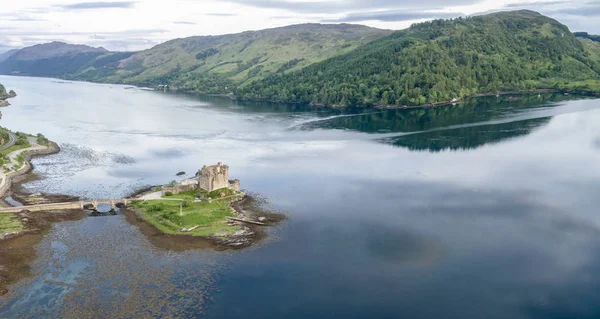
[181,88,600,110]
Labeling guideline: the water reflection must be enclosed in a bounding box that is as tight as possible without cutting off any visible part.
[1,76,600,318]
[385,117,551,151]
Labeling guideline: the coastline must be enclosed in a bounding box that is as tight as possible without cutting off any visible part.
[4,74,600,111]
[174,87,600,111]
[0,91,17,107]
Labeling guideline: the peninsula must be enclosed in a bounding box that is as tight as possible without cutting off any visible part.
[0,128,59,240]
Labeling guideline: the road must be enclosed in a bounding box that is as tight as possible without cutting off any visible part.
[0,131,16,151]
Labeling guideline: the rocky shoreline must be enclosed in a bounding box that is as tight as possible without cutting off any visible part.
[0,90,16,107]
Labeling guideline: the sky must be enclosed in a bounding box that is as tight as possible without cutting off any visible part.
[0,0,598,53]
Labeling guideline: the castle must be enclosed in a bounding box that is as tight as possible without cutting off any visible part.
[199,162,240,192]
[162,162,240,195]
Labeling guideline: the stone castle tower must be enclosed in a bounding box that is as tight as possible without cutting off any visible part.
[199,162,240,192]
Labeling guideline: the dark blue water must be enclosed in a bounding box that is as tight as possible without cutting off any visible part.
[1,75,600,318]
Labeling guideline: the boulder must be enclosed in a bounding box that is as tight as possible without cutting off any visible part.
[258,217,267,222]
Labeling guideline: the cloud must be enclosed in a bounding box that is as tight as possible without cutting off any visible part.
[7,16,46,22]
[559,4,600,17]
[504,1,569,8]
[173,21,197,25]
[60,1,136,10]
[324,10,464,23]
[205,13,237,17]
[225,0,481,14]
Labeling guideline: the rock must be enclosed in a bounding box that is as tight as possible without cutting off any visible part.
[180,225,200,233]
[258,217,267,222]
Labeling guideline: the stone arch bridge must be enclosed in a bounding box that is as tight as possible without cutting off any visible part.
[0,199,131,214]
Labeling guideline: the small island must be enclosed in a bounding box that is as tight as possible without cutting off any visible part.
[129,162,279,246]
[0,84,16,107]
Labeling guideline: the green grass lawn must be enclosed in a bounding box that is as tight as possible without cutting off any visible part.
[163,188,240,201]
[130,197,242,237]
[0,214,24,235]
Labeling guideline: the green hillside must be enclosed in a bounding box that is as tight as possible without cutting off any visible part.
[237,10,600,107]
[73,24,392,92]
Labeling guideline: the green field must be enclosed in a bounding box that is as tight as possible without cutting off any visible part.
[130,195,243,237]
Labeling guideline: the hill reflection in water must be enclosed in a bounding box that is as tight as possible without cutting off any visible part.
[296,93,595,151]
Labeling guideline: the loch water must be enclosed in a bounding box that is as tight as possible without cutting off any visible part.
[1,75,600,319]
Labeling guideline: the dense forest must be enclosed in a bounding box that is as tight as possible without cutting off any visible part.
[236,10,600,107]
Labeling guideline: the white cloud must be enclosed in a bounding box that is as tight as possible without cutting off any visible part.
[0,0,597,52]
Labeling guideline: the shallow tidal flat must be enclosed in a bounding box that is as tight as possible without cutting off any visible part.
[0,213,227,318]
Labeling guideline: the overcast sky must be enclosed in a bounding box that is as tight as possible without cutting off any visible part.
[0,0,598,53]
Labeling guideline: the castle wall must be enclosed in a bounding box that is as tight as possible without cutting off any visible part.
[162,183,197,195]
[199,163,230,192]
[229,179,241,192]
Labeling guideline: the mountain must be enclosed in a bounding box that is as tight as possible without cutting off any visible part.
[0,50,18,63]
[74,24,392,91]
[237,10,600,107]
[0,24,391,92]
[0,42,133,78]
[1,11,599,108]
[8,41,107,60]
[574,32,600,43]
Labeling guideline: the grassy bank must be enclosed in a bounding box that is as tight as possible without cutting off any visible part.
[130,190,244,237]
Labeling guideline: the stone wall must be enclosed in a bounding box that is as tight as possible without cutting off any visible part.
[162,183,197,195]
[229,179,241,192]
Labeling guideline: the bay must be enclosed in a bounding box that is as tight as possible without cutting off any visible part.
[1,75,600,318]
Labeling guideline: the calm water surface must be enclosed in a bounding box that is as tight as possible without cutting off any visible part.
[1,75,600,318]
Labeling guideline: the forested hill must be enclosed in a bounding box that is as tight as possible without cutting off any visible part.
[77,24,391,90]
[237,10,600,107]
[0,24,391,90]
